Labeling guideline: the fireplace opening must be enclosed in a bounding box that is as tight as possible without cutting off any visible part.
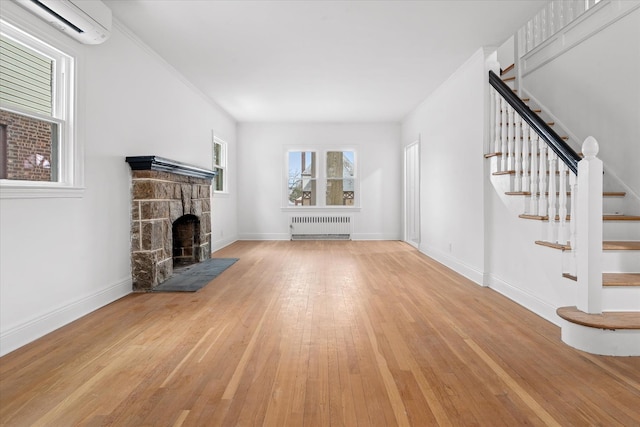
[172,214,201,269]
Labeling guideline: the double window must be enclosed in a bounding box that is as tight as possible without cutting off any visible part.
[286,149,357,207]
[0,17,78,195]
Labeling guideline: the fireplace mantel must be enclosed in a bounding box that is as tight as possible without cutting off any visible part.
[125,156,216,180]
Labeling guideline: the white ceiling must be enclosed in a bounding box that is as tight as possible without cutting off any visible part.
[104,0,547,123]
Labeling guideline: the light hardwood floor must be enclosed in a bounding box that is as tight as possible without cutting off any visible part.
[1,241,639,426]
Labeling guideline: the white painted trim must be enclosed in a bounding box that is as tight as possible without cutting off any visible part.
[351,233,399,241]
[238,233,290,241]
[211,236,238,252]
[486,273,561,326]
[0,185,85,199]
[0,276,132,357]
[419,245,485,287]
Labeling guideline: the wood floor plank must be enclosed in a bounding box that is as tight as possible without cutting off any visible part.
[1,241,639,426]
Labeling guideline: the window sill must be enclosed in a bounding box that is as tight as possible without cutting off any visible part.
[0,183,85,199]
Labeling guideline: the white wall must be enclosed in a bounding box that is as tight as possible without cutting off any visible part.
[237,123,401,240]
[401,48,488,284]
[521,7,640,199]
[0,4,237,356]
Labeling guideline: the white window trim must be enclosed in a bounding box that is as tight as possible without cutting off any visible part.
[0,6,83,199]
[282,146,360,211]
[212,135,228,194]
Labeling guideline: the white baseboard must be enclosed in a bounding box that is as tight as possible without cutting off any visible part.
[487,274,560,326]
[419,245,485,286]
[211,236,238,252]
[351,233,400,240]
[238,233,290,240]
[0,277,132,357]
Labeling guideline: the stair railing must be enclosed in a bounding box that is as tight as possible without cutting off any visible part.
[489,70,603,314]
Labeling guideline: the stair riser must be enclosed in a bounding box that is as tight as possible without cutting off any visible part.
[603,221,640,240]
[603,287,640,311]
[602,251,640,273]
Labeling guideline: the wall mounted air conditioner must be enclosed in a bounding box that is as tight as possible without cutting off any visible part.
[12,0,112,45]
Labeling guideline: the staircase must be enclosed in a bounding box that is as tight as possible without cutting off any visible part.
[486,64,640,356]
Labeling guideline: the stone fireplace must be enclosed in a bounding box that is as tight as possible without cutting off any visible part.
[126,156,216,291]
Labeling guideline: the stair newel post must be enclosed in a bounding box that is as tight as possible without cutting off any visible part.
[507,105,515,171]
[522,122,530,194]
[514,113,522,191]
[548,150,558,242]
[568,171,578,276]
[538,138,548,216]
[494,91,501,154]
[576,136,603,314]
[529,133,539,215]
[501,99,508,171]
[558,160,568,244]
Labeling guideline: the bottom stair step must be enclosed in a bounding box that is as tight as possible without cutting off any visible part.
[557,306,640,330]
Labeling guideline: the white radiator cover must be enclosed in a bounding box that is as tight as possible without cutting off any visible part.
[289,216,352,240]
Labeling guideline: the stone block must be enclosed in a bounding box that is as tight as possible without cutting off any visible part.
[199,185,210,199]
[141,220,163,250]
[131,221,141,251]
[202,198,211,213]
[131,201,140,220]
[200,212,211,234]
[169,200,184,223]
[191,200,203,217]
[162,219,172,259]
[140,201,169,220]
[132,251,158,290]
[132,180,154,200]
[156,257,173,285]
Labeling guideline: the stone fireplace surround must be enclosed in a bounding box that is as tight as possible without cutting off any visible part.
[126,156,216,291]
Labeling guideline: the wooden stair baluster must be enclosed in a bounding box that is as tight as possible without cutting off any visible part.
[529,133,539,215]
[547,150,558,242]
[514,112,522,191]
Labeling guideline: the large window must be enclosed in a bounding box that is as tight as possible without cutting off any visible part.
[212,135,227,193]
[0,17,77,195]
[286,149,357,208]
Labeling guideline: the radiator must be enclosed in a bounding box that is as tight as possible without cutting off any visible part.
[289,216,352,240]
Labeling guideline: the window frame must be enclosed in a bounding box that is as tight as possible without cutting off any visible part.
[212,135,227,194]
[283,146,359,211]
[0,11,82,199]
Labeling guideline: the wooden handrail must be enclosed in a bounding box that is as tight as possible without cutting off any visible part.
[489,70,581,175]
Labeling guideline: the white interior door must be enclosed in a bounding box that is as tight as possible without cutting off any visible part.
[404,141,420,247]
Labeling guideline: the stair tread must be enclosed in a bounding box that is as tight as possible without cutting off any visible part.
[562,273,640,287]
[505,191,625,197]
[557,306,640,330]
[501,64,515,75]
[535,240,570,250]
[603,215,640,221]
[603,241,640,250]
[502,76,516,82]
[484,152,502,158]
[535,240,640,251]
[520,214,640,222]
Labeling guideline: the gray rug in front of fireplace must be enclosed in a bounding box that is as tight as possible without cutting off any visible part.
[152,258,239,292]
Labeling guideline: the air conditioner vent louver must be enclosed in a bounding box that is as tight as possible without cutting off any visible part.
[12,0,112,45]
